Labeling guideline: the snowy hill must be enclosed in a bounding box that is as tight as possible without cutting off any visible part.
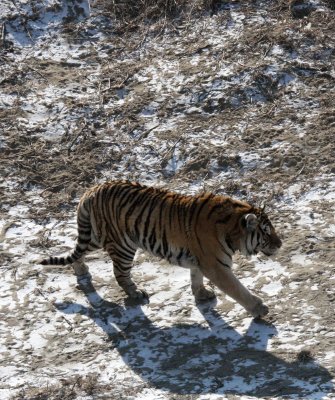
[0,1,334,399]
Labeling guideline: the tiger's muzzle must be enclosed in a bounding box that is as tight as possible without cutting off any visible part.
[262,236,282,256]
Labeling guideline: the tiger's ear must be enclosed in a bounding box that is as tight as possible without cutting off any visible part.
[244,213,258,232]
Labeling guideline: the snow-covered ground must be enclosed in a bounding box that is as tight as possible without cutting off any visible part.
[1,0,334,399]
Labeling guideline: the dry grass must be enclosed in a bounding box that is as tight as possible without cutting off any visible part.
[93,0,235,33]
[97,0,216,19]
[1,0,334,213]
[12,375,99,400]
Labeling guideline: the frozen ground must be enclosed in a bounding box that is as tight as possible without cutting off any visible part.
[0,0,334,399]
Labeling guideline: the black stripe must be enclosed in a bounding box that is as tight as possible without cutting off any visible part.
[78,227,91,235]
[112,245,135,262]
[101,186,120,244]
[176,197,185,231]
[125,190,148,232]
[186,199,198,231]
[226,237,234,252]
[191,197,210,254]
[103,185,118,221]
[148,226,157,252]
[168,195,178,229]
[81,198,90,214]
[118,185,137,210]
[102,186,115,219]
[113,252,134,264]
[77,214,90,226]
[158,195,166,229]
[121,233,137,252]
[87,243,100,251]
[216,214,231,225]
[216,257,230,268]
[207,204,223,219]
[161,230,168,257]
[118,187,136,208]
[78,237,91,245]
[155,244,162,258]
[195,231,204,254]
[133,192,154,241]
[193,195,211,225]
[176,248,184,264]
[73,248,84,258]
[184,249,193,260]
[113,263,132,278]
[143,194,159,250]
[167,251,173,262]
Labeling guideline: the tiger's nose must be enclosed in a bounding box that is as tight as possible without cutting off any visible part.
[276,237,282,248]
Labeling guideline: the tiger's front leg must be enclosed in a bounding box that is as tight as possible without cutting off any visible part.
[201,263,268,318]
[190,267,216,301]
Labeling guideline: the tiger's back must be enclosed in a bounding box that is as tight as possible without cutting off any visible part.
[41,181,282,318]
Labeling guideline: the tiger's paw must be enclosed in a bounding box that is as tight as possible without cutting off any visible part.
[72,261,89,276]
[249,299,269,319]
[124,288,149,306]
[127,287,149,300]
[193,286,216,302]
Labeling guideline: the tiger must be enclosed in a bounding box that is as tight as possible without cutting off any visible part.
[40,181,282,318]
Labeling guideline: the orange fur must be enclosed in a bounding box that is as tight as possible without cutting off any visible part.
[41,181,282,318]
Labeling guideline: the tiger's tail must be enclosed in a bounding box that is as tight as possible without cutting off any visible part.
[40,240,89,265]
[40,199,92,266]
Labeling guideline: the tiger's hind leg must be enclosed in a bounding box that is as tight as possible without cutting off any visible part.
[105,241,148,300]
[190,267,216,301]
[72,258,89,276]
[72,241,101,277]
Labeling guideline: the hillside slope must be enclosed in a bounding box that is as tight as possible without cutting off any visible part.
[0,1,334,399]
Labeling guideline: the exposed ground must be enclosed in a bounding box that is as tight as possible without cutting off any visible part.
[0,0,334,399]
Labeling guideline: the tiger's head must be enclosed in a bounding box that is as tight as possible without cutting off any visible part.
[240,208,282,257]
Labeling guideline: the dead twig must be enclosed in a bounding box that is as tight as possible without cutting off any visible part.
[26,65,48,81]
[110,73,131,90]
[0,221,16,243]
[9,0,34,42]
[135,124,159,142]
[133,28,150,50]
[1,22,6,48]
[36,288,74,331]
[67,121,89,154]
[161,136,183,160]
[289,164,305,183]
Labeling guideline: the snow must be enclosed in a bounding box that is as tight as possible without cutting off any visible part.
[261,282,283,296]
[1,0,334,399]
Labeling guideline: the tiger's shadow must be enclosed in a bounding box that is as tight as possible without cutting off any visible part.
[55,277,333,398]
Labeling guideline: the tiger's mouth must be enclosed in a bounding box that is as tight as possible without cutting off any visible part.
[261,247,279,257]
